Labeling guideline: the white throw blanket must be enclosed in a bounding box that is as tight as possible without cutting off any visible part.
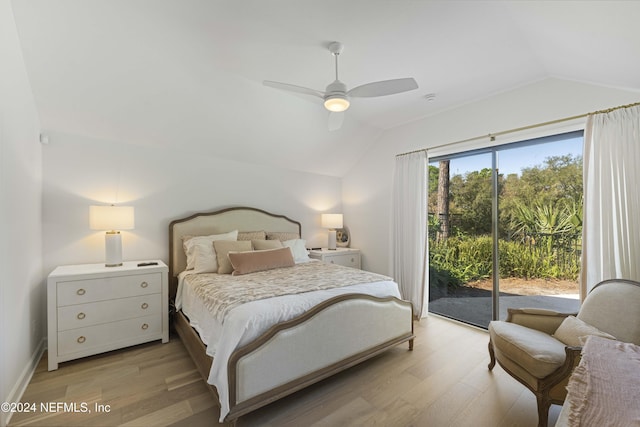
[566,336,640,426]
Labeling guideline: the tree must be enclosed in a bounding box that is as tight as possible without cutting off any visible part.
[436,160,450,241]
[428,165,440,214]
[450,168,494,235]
[430,153,582,241]
[500,154,582,237]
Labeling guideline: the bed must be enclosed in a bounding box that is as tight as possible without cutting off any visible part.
[168,206,414,423]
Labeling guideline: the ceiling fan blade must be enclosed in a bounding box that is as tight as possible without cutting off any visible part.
[263,81,324,99]
[328,111,345,131]
[347,77,418,98]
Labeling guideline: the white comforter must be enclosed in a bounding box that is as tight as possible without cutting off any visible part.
[176,263,401,421]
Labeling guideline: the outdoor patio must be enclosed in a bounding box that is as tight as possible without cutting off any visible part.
[429,292,580,329]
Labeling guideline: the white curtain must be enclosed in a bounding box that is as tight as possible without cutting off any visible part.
[581,105,640,295]
[393,151,428,318]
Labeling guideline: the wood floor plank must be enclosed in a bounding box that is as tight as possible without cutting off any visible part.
[452,373,527,427]
[120,400,193,427]
[413,380,482,426]
[359,397,420,427]
[9,316,559,427]
[165,369,202,391]
[309,396,380,427]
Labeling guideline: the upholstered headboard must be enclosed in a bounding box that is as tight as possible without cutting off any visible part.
[168,206,301,298]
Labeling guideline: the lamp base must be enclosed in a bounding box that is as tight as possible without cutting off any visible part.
[105,231,123,267]
[327,230,337,250]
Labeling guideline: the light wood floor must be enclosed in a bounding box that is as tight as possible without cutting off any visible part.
[9,315,560,427]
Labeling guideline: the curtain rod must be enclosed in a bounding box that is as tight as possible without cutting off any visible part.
[396,101,640,158]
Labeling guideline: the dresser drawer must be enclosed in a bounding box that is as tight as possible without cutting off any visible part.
[308,249,361,269]
[57,272,161,306]
[57,314,161,356]
[325,254,360,268]
[57,294,162,331]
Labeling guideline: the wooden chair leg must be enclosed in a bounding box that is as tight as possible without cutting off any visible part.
[536,394,551,427]
[488,340,496,370]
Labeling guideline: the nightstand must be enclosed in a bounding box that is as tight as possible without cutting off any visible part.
[308,248,361,269]
[47,260,169,371]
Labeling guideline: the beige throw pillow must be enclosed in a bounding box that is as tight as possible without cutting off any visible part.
[213,240,252,274]
[238,230,267,241]
[229,247,295,276]
[553,315,616,347]
[266,231,299,241]
[252,239,283,250]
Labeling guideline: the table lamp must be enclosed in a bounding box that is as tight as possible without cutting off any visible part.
[321,213,343,250]
[90,205,135,267]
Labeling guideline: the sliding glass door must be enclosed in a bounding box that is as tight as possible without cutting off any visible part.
[428,131,582,328]
[496,135,582,320]
[428,152,494,327]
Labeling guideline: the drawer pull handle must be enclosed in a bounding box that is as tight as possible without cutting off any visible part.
[77,336,86,344]
[351,258,355,262]
[141,323,149,330]
[330,261,335,264]
[141,302,149,310]
[140,281,148,288]
[77,312,86,320]
[76,288,86,295]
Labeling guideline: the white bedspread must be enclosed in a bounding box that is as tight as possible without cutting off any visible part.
[176,262,401,421]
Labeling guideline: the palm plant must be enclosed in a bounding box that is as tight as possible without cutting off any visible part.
[511,201,581,242]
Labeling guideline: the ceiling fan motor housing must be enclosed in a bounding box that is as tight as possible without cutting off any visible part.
[324,80,350,112]
[328,41,344,55]
[325,80,347,97]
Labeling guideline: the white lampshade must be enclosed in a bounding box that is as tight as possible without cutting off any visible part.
[321,213,343,229]
[90,205,134,267]
[90,205,135,231]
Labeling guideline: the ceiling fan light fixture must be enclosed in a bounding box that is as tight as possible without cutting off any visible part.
[324,95,350,112]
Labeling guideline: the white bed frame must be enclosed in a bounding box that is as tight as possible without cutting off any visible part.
[169,206,414,422]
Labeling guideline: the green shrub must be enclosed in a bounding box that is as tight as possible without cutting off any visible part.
[429,234,580,285]
[429,236,492,285]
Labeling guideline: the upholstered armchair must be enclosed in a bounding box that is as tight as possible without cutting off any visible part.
[487,279,640,427]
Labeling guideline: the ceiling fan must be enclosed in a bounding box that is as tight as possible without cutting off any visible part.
[263,42,419,131]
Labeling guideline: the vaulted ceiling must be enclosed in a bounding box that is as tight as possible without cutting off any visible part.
[11,1,640,176]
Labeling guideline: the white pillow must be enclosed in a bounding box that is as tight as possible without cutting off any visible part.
[553,315,616,347]
[183,230,238,273]
[283,239,310,263]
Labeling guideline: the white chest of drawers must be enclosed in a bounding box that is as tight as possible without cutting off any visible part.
[47,261,169,370]
[308,248,361,269]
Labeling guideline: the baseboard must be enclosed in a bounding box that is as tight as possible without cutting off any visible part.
[1,337,46,427]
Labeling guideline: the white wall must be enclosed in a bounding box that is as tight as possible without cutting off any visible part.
[0,1,43,425]
[42,131,342,276]
[343,78,640,275]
